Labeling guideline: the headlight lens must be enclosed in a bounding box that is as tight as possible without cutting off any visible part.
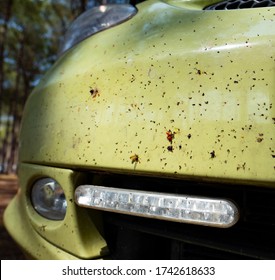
[59,3,137,55]
[31,178,67,220]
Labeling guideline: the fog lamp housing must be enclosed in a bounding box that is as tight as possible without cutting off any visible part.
[31,178,67,220]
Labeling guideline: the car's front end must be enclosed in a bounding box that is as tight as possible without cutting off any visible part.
[4,0,275,259]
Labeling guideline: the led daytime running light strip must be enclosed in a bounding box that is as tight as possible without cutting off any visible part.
[75,185,239,228]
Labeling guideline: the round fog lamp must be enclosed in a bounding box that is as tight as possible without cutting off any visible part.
[31,178,67,220]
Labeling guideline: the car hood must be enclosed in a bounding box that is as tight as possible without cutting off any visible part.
[19,0,275,186]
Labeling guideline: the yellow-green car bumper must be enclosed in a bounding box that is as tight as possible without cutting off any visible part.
[4,0,275,259]
[4,163,108,259]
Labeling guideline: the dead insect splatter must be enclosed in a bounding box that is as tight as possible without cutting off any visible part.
[89,88,100,98]
[257,133,264,143]
[166,128,180,143]
[237,162,246,171]
[130,154,140,164]
[166,129,175,143]
[195,68,207,75]
[210,150,216,158]
[167,145,174,152]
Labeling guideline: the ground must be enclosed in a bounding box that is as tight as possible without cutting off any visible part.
[0,174,26,259]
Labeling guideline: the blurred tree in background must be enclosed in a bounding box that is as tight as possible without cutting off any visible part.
[0,0,106,173]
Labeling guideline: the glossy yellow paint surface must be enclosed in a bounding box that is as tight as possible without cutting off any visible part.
[19,0,275,185]
[4,0,275,259]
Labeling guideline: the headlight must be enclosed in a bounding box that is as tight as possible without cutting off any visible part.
[31,178,67,220]
[59,3,137,55]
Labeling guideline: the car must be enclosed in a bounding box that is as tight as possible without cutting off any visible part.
[4,0,275,259]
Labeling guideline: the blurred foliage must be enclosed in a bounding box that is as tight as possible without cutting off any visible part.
[1,0,73,105]
[0,0,92,173]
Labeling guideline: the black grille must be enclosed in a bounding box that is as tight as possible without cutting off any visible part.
[204,0,275,10]
[82,172,275,259]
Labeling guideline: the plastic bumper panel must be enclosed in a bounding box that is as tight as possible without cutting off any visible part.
[4,163,108,259]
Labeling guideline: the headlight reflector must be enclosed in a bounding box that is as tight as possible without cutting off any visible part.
[31,178,67,220]
[75,185,239,228]
[59,4,137,54]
